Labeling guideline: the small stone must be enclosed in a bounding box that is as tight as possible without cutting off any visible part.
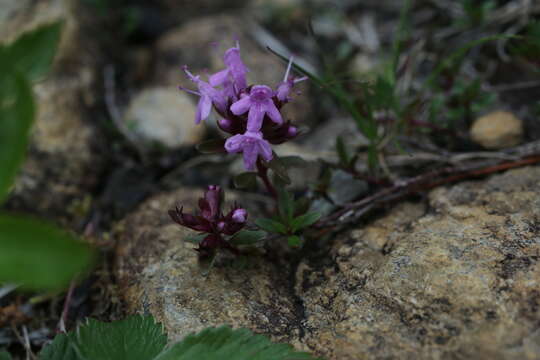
[470,110,523,149]
[124,87,205,149]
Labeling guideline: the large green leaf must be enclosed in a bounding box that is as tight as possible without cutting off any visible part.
[72,315,167,360]
[4,22,63,82]
[0,214,95,290]
[39,333,78,360]
[155,326,320,360]
[0,70,35,204]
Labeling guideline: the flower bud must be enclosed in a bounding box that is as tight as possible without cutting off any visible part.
[231,208,247,223]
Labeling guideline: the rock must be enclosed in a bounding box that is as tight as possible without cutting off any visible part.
[114,188,303,345]
[115,166,540,359]
[298,166,540,359]
[153,14,312,126]
[470,110,523,149]
[4,0,105,225]
[124,87,205,149]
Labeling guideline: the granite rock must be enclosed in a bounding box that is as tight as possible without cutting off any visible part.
[115,166,540,359]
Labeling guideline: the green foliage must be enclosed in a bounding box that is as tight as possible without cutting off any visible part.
[185,233,208,244]
[72,316,167,360]
[0,214,95,290]
[233,172,258,189]
[196,139,226,154]
[229,230,267,246]
[39,333,78,360]
[458,0,495,28]
[255,217,288,234]
[155,325,320,360]
[0,21,95,291]
[0,350,12,360]
[510,21,540,63]
[2,22,62,82]
[32,315,321,360]
[0,70,35,204]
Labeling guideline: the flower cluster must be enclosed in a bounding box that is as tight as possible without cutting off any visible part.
[168,185,247,256]
[180,43,306,170]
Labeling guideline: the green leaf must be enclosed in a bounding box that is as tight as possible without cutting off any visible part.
[196,139,226,154]
[277,188,294,222]
[335,136,350,167]
[0,70,35,204]
[233,172,258,189]
[229,230,267,246]
[72,315,167,360]
[255,218,288,235]
[38,333,78,360]
[4,22,63,82]
[266,154,291,185]
[0,214,95,290]
[154,325,320,360]
[0,350,12,360]
[287,236,302,247]
[291,212,321,233]
[185,233,207,244]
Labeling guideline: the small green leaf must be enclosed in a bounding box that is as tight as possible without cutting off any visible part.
[266,154,291,185]
[229,230,267,246]
[335,136,350,167]
[72,315,167,360]
[233,172,258,189]
[255,218,288,235]
[38,333,78,360]
[154,325,320,360]
[287,235,302,247]
[277,188,295,222]
[278,156,308,168]
[196,139,226,154]
[185,233,207,244]
[0,214,95,290]
[0,350,12,360]
[4,22,63,82]
[0,70,35,204]
[291,212,321,233]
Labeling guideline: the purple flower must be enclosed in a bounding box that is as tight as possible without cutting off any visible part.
[182,66,227,124]
[230,85,283,132]
[210,44,249,93]
[276,57,308,102]
[225,131,273,170]
[169,185,248,256]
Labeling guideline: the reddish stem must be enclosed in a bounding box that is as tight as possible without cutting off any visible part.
[256,159,277,198]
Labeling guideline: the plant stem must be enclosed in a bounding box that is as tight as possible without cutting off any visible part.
[256,159,277,198]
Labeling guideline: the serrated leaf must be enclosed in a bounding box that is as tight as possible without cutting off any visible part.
[185,233,207,244]
[0,350,11,360]
[229,230,267,246]
[154,325,320,360]
[4,22,63,82]
[233,172,258,189]
[291,212,321,233]
[196,139,226,154]
[0,70,35,204]
[38,333,78,360]
[72,315,167,360]
[0,214,95,290]
[255,218,288,235]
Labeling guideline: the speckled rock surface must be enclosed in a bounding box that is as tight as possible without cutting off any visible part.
[299,166,540,359]
[4,0,105,224]
[115,166,540,359]
[115,188,303,344]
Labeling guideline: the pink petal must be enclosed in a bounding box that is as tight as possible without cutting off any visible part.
[224,134,244,153]
[230,96,251,115]
[247,103,265,132]
[209,69,229,87]
[264,100,283,125]
[197,95,212,123]
[257,138,273,162]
